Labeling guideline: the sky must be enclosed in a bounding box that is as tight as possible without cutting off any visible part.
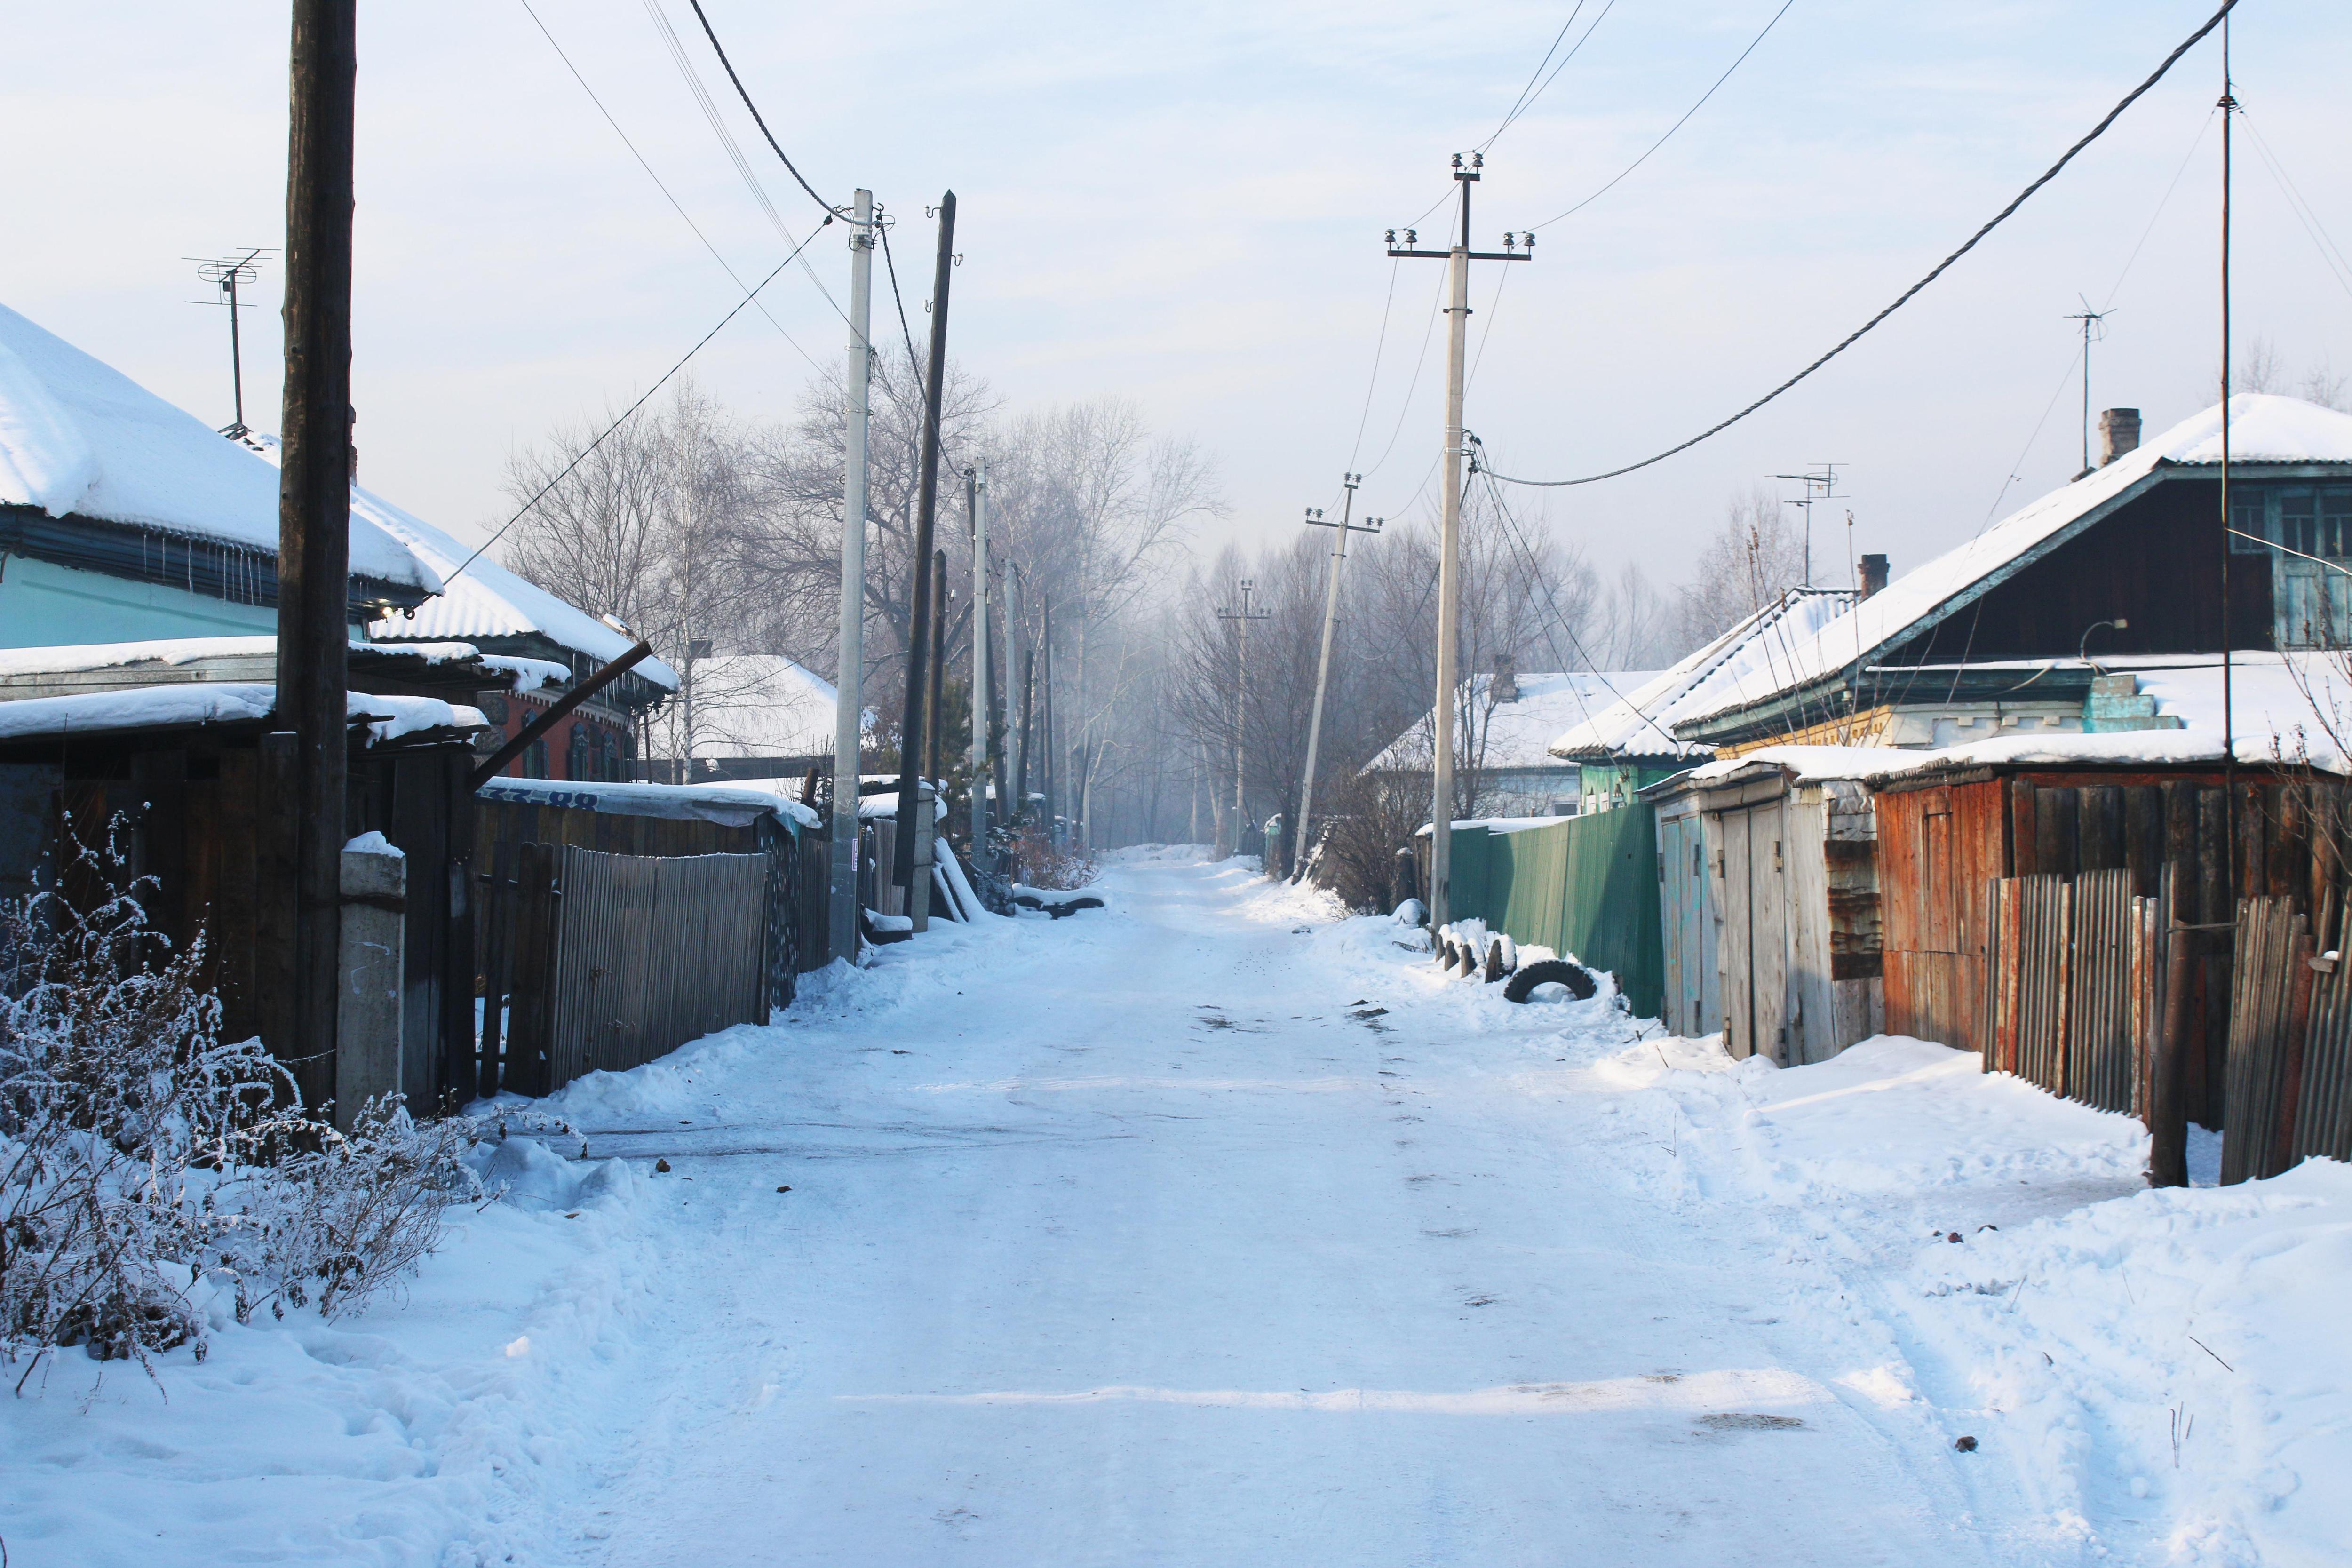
[7,0,2352,595]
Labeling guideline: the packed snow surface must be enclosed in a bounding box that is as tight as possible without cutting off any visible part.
[3,851,2345,1565]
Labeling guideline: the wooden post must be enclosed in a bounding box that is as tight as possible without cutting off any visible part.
[275,0,357,1109]
[2151,916,2195,1186]
[477,839,517,1099]
[2198,786,2231,1126]
[2126,783,2164,899]
[2277,920,2318,1178]
[2010,778,2038,877]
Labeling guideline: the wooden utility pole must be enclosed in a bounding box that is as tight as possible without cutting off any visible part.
[1387,154,1530,928]
[829,189,875,963]
[1216,579,1270,863]
[891,191,957,926]
[1296,478,1382,882]
[924,549,947,784]
[1040,598,1057,836]
[273,0,358,1109]
[968,460,993,858]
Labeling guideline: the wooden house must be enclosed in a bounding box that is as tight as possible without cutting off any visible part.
[0,302,437,644]
[0,682,488,1117]
[1364,661,1660,819]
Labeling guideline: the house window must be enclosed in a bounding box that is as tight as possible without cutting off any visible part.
[2245,484,2352,647]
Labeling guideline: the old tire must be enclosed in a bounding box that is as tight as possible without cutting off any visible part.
[1503,959,1595,1003]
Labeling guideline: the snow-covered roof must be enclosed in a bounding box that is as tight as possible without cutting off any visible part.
[476,774,819,831]
[0,634,565,693]
[1364,670,1659,774]
[0,682,485,746]
[1677,396,2352,732]
[0,302,434,593]
[685,654,842,757]
[332,470,679,692]
[1545,588,1860,763]
[1675,653,2352,786]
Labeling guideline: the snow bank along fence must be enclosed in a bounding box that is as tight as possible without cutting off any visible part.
[473,782,811,1096]
[0,691,485,1117]
[1418,806,1663,1017]
[1879,764,2352,1165]
[1646,766,1883,1067]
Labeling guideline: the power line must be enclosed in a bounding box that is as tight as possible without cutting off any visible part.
[1345,259,1404,471]
[1480,2,1589,151]
[680,0,838,220]
[642,0,849,327]
[438,224,826,589]
[1483,0,2241,490]
[516,0,825,375]
[1531,0,1796,230]
[1483,0,1620,151]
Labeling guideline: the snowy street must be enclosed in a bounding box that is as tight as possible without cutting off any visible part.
[560,852,2000,1565]
[7,848,2349,1566]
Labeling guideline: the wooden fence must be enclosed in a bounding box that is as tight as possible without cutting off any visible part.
[1982,869,2163,1116]
[2221,895,2352,1182]
[480,839,790,1097]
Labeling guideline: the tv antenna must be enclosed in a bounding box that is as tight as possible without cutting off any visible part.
[2064,295,2117,478]
[186,248,274,441]
[1774,463,1844,586]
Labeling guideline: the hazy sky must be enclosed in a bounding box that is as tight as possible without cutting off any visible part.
[8,1,2350,591]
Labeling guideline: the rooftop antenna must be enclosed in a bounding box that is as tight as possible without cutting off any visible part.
[1774,462,1844,586]
[186,248,274,441]
[2064,295,2117,477]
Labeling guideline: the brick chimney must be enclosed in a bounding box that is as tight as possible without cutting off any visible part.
[1492,653,1519,703]
[2098,407,2142,467]
[1858,553,1889,599]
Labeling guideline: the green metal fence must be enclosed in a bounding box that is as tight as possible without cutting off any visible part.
[1434,808,1663,1017]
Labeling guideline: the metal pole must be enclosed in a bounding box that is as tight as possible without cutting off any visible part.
[969,460,991,860]
[1297,478,1377,882]
[893,191,957,931]
[1429,183,1471,932]
[828,189,874,963]
[275,0,356,1114]
[2219,29,2237,903]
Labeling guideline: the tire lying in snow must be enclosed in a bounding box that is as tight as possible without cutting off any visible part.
[1502,958,1596,1003]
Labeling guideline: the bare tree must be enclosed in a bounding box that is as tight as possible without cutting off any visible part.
[1675,486,1807,650]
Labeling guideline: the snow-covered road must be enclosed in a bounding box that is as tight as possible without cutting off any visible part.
[14,847,2350,1567]
[552,852,2010,1566]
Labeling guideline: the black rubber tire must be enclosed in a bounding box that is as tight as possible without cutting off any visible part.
[1503,958,1596,1003]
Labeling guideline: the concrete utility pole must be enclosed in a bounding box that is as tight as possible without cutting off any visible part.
[273,0,357,1113]
[1215,579,1270,863]
[1295,478,1383,883]
[1002,563,1025,825]
[892,191,957,931]
[829,189,874,963]
[1388,154,1529,929]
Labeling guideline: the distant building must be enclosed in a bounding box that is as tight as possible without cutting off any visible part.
[1545,588,1859,811]
[648,653,875,783]
[1364,656,1661,819]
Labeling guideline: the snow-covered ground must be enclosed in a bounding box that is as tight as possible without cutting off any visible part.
[4,848,2347,1566]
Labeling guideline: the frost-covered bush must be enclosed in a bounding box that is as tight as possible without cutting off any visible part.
[0,826,493,1382]
[1012,823,1098,891]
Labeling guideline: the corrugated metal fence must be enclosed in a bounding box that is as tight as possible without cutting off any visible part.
[1427,807,1662,1016]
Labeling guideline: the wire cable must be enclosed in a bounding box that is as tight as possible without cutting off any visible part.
[1484,0,1620,151]
[1484,0,2241,489]
[440,224,827,588]
[643,0,848,326]
[681,0,838,220]
[516,0,824,374]
[1531,0,1796,229]
[1345,260,1404,471]
[1480,2,1589,152]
